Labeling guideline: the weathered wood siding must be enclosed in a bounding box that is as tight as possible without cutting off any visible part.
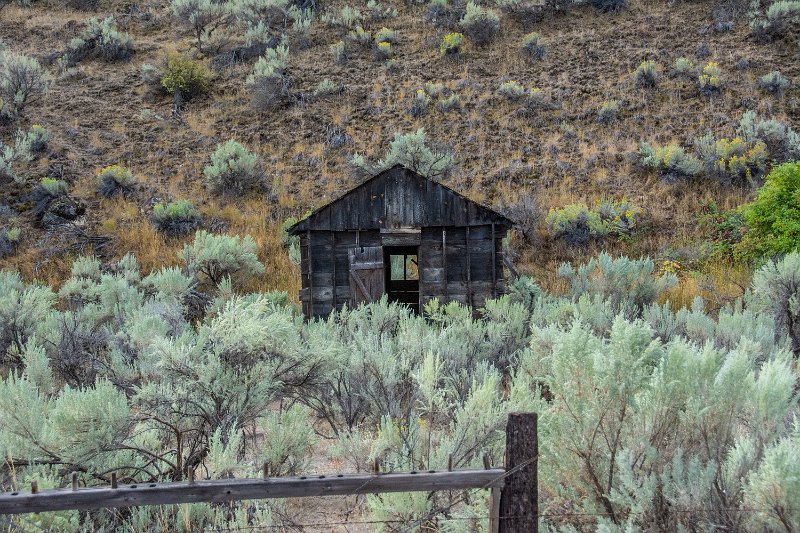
[302,224,507,318]
[289,166,512,234]
[300,230,382,317]
[419,225,505,309]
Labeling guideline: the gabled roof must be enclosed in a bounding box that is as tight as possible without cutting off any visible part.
[288,165,513,235]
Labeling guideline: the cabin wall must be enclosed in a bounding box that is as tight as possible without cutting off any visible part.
[419,225,506,309]
[300,224,508,319]
[300,229,380,318]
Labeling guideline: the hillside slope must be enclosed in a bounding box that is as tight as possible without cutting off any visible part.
[0,0,797,294]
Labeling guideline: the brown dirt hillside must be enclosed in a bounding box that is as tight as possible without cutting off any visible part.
[0,0,798,298]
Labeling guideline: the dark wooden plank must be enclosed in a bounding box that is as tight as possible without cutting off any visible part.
[491,223,496,299]
[307,229,313,318]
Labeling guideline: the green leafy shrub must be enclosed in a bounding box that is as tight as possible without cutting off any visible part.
[246,43,290,109]
[596,99,620,123]
[160,52,210,100]
[632,59,657,87]
[204,140,264,196]
[440,32,464,56]
[97,164,135,198]
[179,230,265,288]
[521,32,546,61]
[459,2,500,45]
[0,50,51,120]
[66,17,133,64]
[546,204,609,245]
[639,142,702,180]
[758,70,791,95]
[698,61,722,94]
[737,161,800,260]
[151,200,201,236]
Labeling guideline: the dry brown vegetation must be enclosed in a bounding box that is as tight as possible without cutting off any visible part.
[0,0,797,298]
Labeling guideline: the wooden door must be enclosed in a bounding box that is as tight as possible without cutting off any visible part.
[348,247,385,305]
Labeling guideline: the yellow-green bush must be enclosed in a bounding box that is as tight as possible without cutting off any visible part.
[160,52,210,99]
[440,32,464,56]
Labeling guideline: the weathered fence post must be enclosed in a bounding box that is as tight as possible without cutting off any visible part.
[498,412,538,533]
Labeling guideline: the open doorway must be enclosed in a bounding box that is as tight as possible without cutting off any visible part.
[384,246,420,314]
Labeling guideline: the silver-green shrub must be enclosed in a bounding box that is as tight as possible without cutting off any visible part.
[356,128,454,181]
[170,0,232,52]
[151,200,200,236]
[204,140,264,196]
[0,248,800,530]
[0,50,51,120]
[459,1,500,45]
[246,42,290,109]
[639,142,702,180]
[66,17,133,64]
[521,32,546,61]
[557,253,677,316]
[632,59,657,87]
[737,110,800,163]
[179,230,265,289]
[749,252,800,356]
[758,70,791,95]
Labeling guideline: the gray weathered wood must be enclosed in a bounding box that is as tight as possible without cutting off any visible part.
[348,247,385,305]
[288,166,512,234]
[0,469,505,515]
[499,413,538,533]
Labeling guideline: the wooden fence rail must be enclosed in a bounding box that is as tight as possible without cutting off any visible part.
[0,413,538,533]
[0,469,505,515]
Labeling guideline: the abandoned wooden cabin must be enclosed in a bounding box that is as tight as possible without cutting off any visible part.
[287,165,514,319]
